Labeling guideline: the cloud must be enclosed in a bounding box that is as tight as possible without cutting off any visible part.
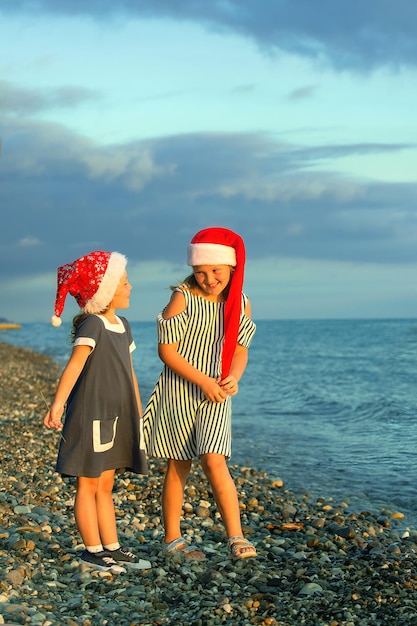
[1,115,169,187]
[80,145,174,190]
[1,2,415,324]
[3,1,417,70]
[287,85,318,101]
[18,237,41,247]
[0,80,99,115]
[231,84,257,95]
[1,114,417,289]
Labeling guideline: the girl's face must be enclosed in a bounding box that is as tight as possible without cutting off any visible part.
[109,271,132,310]
[193,264,233,301]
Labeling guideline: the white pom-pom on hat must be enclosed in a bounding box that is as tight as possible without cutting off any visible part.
[51,315,62,327]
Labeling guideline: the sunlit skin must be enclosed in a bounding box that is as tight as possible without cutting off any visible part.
[192,264,233,302]
[105,270,132,322]
[44,270,134,431]
[192,264,245,396]
[158,262,255,557]
[159,264,246,401]
[43,269,143,549]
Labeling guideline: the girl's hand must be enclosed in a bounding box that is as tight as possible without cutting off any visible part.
[44,403,64,430]
[219,375,239,396]
[201,377,228,403]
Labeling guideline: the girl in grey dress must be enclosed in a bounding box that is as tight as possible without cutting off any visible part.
[44,250,150,573]
[144,227,257,560]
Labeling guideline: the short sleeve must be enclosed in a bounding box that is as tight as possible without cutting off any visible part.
[238,315,256,348]
[73,315,102,351]
[157,310,188,344]
[238,293,256,348]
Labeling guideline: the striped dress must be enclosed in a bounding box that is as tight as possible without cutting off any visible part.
[143,287,256,460]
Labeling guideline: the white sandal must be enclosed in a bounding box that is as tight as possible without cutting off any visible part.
[228,535,257,560]
[163,537,205,559]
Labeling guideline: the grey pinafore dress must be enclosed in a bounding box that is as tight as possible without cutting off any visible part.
[56,314,147,478]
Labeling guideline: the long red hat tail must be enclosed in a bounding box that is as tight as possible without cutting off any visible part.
[222,232,245,378]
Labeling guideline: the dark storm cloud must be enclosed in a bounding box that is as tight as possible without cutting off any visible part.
[0,80,100,115]
[2,0,417,70]
[1,116,416,283]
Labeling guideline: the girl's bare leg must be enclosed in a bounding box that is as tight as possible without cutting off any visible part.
[162,459,192,544]
[161,459,205,558]
[200,453,255,556]
[200,453,243,538]
[96,469,118,546]
[74,469,117,548]
[75,476,101,547]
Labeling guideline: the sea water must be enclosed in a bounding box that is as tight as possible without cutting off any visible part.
[2,318,416,526]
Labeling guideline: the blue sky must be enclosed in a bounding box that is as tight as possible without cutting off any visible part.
[1,0,417,323]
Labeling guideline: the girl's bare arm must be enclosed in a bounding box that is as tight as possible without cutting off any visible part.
[159,290,227,403]
[44,344,91,429]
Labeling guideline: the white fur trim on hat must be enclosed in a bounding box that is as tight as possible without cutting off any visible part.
[187,243,236,267]
[83,252,127,313]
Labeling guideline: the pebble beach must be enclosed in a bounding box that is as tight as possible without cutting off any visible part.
[1,342,417,626]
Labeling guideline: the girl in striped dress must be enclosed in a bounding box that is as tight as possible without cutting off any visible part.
[144,227,257,560]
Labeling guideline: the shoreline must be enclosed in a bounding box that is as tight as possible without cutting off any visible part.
[0,323,22,330]
[1,342,417,625]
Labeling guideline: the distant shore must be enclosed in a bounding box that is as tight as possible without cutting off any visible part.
[1,341,417,625]
[0,322,22,330]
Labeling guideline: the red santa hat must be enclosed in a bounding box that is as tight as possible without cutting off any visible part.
[51,250,127,327]
[187,227,246,379]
